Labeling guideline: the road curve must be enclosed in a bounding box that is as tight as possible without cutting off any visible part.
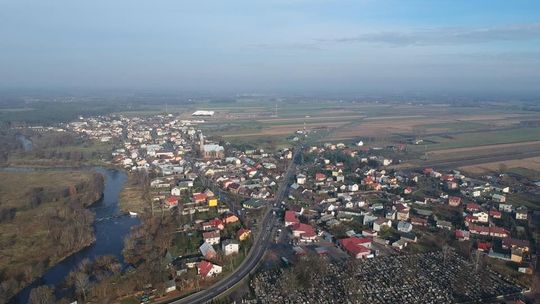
[168,146,301,304]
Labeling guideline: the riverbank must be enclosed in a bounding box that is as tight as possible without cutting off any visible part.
[0,170,104,302]
[8,168,140,304]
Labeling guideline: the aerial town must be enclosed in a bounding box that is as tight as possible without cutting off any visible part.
[57,111,536,303]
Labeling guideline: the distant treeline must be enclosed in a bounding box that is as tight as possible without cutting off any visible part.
[0,101,122,125]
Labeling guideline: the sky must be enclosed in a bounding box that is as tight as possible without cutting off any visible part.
[1,0,540,96]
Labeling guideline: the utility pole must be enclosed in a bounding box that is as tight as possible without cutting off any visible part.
[442,245,451,265]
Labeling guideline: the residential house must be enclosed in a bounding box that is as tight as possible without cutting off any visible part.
[165,196,179,208]
[397,221,413,233]
[202,230,220,245]
[291,223,317,242]
[171,187,182,196]
[202,218,224,231]
[373,218,392,232]
[339,237,372,259]
[197,260,223,277]
[472,211,489,223]
[411,217,428,226]
[436,220,452,230]
[469,224,509,238]
[515,206,528,220]
[455,230,470,241]
[315,173,326,182]
[385,210,396,220]
[284,210,300,226]
[489,210,502,219]
[511,248,524,263]
[392,238,408,250]
[492,194,506,203]
[199,242,217,259]
[243,198,265,209]
[394,203,410,221]
[478,242,491,252]
[466,203,481,212]
[363,214,378,226]
[502,238,530,253]
[193,193,208,204]
[223,213,239,224]
[207,197,218,207]
[499,203,513,213]
[236,228,251,241]
[296,174,306,185]
[222,239,240,256]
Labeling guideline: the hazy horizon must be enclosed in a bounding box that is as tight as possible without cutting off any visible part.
[2,0,540,96]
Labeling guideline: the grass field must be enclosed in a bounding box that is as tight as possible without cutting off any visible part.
[119,173,148,214]
[412,127,540,151]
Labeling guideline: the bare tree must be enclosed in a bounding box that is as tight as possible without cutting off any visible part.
[442,244,452,266]
[74,271,90,302]
[28,285,55,304]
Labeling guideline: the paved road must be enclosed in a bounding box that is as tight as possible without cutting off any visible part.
[169,146,302,304]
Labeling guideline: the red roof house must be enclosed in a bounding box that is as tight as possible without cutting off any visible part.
[339,237,372,259]
[193,193,208,203]
[166,196,179,208]
[291,223,317,241]
[284,210,299,227]
[489,210,502,219]
[477,242,491,252]
[466,203,481,212]
[315,173,326,182]
[202,218,224,231]
[197,260,222,278]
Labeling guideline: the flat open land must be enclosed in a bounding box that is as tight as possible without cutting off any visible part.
[459,157,540,173]
[115,100,540,169]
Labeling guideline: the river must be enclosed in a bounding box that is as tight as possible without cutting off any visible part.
[10,167,140,303]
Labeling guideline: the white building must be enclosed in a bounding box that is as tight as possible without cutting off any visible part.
[222,239,240,256]
[203,231,220,245]
[171,187,182,196]
[472,211,489,223]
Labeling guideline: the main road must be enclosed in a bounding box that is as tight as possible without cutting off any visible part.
[169,145,302,304]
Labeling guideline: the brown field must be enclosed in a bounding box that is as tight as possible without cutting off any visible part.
[331,117,447,139]
[256,114,366,124]
[456,113,527,121]
[459,157,540,173]
[169,102,540,155]
[221,121,347,137]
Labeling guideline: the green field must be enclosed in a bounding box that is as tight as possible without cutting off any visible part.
[418,121,489,131]
[507,167,540,180]
[414,127,540,151]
